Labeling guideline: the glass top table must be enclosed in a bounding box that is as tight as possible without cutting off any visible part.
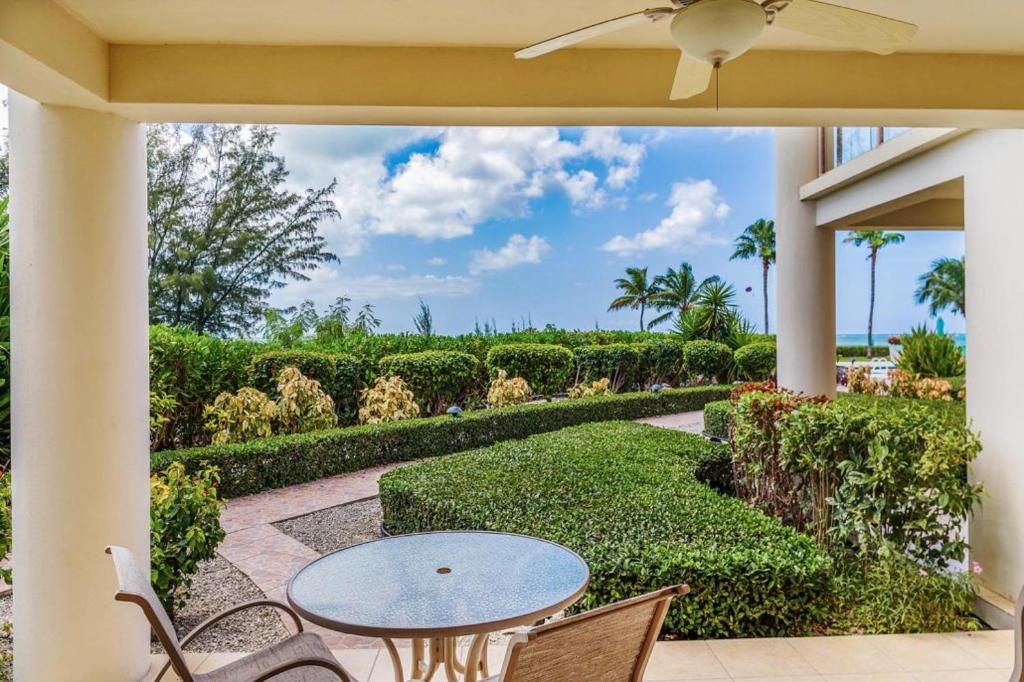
[287,531,589,682]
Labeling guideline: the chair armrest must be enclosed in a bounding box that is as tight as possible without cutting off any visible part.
[180,599,304,647]
[155,600,305,681]
[251,655,355,682]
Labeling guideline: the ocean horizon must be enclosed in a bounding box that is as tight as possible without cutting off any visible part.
[836,332,966,349]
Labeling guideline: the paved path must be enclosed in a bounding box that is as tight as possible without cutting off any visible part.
[213,411,706,647]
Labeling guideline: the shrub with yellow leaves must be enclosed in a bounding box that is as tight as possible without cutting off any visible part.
[486,369,532,407]
[568,377,612,399]
[276,366,338,434]
[358,375,421,424]
[203,387,278,445]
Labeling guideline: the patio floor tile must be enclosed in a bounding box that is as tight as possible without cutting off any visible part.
[707,638,817,678]
[863,634,989,672]
[910,671,1011,681]
[942,630,1014,668]
[332,647,380,679]
[786,636,902,675]
[645,640,730,680]
[822,674,917,682]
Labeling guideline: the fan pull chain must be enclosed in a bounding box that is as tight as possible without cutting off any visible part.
[714,62,721,111]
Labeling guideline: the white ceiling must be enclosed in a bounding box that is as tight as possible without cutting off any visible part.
[55,0,1024,54]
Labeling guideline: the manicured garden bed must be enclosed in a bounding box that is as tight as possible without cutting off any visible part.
[379,421,833,639]
[702,393,967,440]
[154,385,730,497]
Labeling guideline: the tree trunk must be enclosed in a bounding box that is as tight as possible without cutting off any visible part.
[867,250,877,358]
[762,259,770,334]
[639,302,645,331]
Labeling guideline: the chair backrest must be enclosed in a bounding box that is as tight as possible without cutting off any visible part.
[496,584,688,682]
[106,545,194,682]
[1013,584,1024,682]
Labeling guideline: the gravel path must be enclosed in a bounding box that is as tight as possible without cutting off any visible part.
[158,554,289,654]
[274,498,383,554]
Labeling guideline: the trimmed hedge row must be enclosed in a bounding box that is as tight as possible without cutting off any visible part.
[250,350,366,424]
[379,421,833,638]
[836,345,889,357]
[153,385,731,497]
[485,344,575,398]
[702,393,968,440]
[378,350,480,415]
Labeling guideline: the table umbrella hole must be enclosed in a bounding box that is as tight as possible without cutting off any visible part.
[436,566,452,574]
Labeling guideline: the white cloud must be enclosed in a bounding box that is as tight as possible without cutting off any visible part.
[638,192,659,203]
[273,125,648,255]
[470,234,551,275]
[427,257,447,266]
[271,266,479,306]
[712,127,771,141]
[385,264,406,272]
[601,179,730,256]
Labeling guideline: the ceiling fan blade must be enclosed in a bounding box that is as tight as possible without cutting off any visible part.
[670,52,714,100]
[773,0,917,55]
[515,8,676,59]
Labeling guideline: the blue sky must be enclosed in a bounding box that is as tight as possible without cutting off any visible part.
[270,125,965,336]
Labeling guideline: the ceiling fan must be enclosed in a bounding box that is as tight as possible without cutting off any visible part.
[514,0,918,100]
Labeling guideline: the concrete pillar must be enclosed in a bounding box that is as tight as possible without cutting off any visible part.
[9,93,149,680]
[774,127,836,397]
[964,130,1024,599]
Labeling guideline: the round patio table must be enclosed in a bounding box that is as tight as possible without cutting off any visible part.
[287,531,589,682]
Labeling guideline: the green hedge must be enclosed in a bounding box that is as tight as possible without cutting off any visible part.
[249,350,365,424]
[153,385,731,498]
[734,342,776,381]
[573,344,640,392]
[634,339,686,387]
[836,345,889,357]
[378,350,480,415]
[703,393,968,441]
[682,340,733,384]
[485,343,575,398]
[379,422,832,638]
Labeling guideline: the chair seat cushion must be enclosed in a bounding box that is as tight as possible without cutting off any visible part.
[200,632,348,682]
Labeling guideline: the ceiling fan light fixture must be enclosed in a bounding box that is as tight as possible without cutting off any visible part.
[670,0,767,65]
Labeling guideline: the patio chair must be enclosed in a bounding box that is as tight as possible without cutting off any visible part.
[485,584,689,682]
[1013,584,1024,682]
[105,545,357,682]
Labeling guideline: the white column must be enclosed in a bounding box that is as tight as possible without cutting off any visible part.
[964,130,1024,599]
[9,94,149,680]
[774,127,836,397]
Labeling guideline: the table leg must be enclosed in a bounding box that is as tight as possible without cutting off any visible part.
[464,633,489,682]
[443,637,460,682]
[382,638,404,682]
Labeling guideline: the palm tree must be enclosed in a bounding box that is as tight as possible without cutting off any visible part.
[915,256,965,318]
[674,279,739,342]
[843,230,905,357]
[608,266,661,331]
[730,218,776,334]
[648,262,719,328]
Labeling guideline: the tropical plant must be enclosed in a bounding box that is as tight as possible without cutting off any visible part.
[897,325,965,377]
[150,462,225,616]
[567,378,612,399]
[486,370,532,407]
[147,125,338,335]
[843,230,905,356]
[730,218,776,333]
[358,375,421,424]
[203,387,279,444]
[352,304,381,335]
[485,344,575,399]
[608,266,661,331]
[673,280,740,343]
[378,351,480,414]
[149,391,179,450]
[681,340,733,384]
[413,298,434,337]
[0,469,10,584]
[648,262,718,328]
[734,342,777,381]
[915,256,965,318]
[275,366,338,434]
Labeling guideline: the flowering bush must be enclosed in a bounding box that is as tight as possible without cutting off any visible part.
[150,462,224,616]
[203,387,278,445]
[568,377,612,399]
[486,370,532,407]
[847,366,884,395]
[358,375,421,424]
[276,366,338,434]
